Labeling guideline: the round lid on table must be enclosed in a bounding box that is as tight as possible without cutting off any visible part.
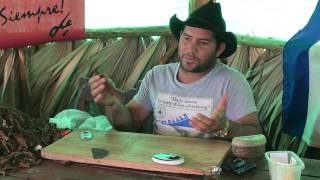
[232,134,266,147]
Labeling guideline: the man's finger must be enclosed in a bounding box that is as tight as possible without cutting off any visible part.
[89,77,106,91]
[91,84,105,97]
[195,113,215,127]
[190,117,210,132]
[88,75,100,84]
[211,95,227,118]
[94,94,104,104]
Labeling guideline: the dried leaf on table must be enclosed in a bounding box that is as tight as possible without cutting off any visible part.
[0,106,59,172]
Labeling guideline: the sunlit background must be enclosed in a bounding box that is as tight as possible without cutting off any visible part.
[85,0,189,28]
[85,0,318,41]
[219,0,318,41]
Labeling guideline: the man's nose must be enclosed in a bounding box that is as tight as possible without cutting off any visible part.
[187,41,198,54]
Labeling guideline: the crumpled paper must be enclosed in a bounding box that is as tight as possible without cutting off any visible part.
[49,109,113,131]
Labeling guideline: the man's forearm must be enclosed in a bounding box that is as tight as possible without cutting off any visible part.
[225,119,262,139]
[104,98,134,131]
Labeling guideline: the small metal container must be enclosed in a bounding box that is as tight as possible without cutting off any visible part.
[202,165,222,180]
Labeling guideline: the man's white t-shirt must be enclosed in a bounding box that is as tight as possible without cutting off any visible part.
[133,62,257,138]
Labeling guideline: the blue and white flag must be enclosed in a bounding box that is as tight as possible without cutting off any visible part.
[283,0,320,147]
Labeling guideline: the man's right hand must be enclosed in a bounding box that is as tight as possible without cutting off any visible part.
[88,75,121,106]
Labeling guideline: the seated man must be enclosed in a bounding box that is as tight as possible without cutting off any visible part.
[89,1,261,139]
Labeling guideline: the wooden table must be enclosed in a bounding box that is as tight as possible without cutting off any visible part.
[2,131,320,179]
[3,154,320,180]
[41,130,231,175]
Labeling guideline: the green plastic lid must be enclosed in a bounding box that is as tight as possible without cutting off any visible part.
[232,134,266,147]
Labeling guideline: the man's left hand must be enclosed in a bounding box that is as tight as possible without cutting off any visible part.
[190,95,227,133]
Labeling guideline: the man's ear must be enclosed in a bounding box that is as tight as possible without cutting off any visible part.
[216,42,226,57]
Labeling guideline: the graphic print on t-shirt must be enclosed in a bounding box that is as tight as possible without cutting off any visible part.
[154,93,213,136]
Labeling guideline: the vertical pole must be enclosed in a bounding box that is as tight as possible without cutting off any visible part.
[188,0,211,13]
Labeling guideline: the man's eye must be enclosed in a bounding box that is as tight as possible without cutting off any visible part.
[199,41,210,46]
[182,36,191,41]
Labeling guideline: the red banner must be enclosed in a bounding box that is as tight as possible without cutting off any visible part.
[0,0,85,48]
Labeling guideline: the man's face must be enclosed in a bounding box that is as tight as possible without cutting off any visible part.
[178,26,220,73]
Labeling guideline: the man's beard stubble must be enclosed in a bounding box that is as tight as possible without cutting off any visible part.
[179,54,217,73]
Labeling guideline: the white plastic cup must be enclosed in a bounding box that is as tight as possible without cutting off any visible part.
[265,151,305,180]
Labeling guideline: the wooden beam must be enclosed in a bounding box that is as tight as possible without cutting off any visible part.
[85,27,170,39]
[85,27,285,49]
[236,34,285,49]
